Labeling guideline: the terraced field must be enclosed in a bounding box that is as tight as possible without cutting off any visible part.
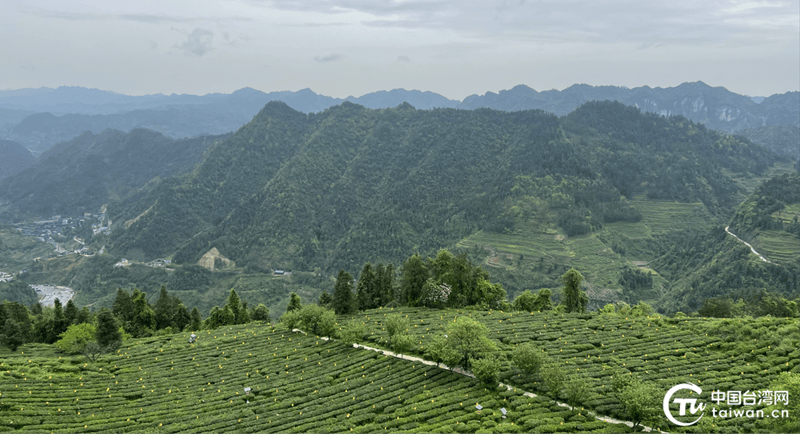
[344,307,800,432]
[752,230,800,265]
[0,322,625,433]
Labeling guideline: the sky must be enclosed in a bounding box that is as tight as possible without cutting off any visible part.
[2,0,798,100]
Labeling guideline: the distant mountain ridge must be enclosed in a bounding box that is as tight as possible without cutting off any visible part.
[2,82,797,157]
[0,139,34,179]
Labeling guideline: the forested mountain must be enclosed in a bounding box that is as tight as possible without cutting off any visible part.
[107,101,782,281]
[0,129,226,217]
[739,124,800,159]
[0,139,34,179]
[653,173,800,313]
[462,82,800,133]
[2,83,796,158]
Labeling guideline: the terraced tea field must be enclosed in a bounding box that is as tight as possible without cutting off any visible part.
[752,230,800,266]
[345,307,800,432]
[0,322,626,433]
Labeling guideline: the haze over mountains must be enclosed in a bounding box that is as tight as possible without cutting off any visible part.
[2,82,798,157]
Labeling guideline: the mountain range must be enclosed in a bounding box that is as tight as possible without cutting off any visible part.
[2,82,797,157]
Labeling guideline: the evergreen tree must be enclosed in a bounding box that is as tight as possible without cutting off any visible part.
[287,292,302,312]
[112,288,134,323]
[225,289,242,323]
[131,289,156,337]
[318,291,332,308]
[31,302,43,316]
[560,269,587,313]
[76,307,92,325]
[50,298,68,343]
[189,307,202,331]
[173,304,191,331]
[356,262,376,310]
[333,269,355,314]
[64,299,78,325]
[400,254,428,306]
[96,308,121,349]
[375,263,395,306]
[1,318,25,351]
[153,287,175,330]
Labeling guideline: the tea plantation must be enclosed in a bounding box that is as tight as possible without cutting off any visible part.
[1,321,624,433]
[343,307,800,433]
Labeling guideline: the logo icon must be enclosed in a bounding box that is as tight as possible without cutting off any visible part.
[663,383,705,426]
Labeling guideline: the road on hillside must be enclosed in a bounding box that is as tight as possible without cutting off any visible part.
[725,226,770,263]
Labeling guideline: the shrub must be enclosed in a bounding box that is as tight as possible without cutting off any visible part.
[471,355,501,386]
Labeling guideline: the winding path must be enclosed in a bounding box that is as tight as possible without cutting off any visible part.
[725,226,771,263]
[298,329,668,433]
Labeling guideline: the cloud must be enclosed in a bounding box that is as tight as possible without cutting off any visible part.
[314,53,345,62]
[176,28,214,56]
[397,55,411,62]
[149,41,159,50]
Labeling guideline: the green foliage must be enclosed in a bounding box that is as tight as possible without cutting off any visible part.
[55,323,96,354]
[251,303,271,322]
[512,342,546,379]
[471,355,501,386]
[333,270,355,315]
[541,362,566,398]
[287,292,302,313]
[513,288,553,312]
[317,290,332,309]
[96,308,121,348]
[0,318,25,351]
[560,269,587,313]
[759,372,800,433]
[445,316,496,369]
[564,374,588,408]
[611,373,660,431]
[339,319,367,345]
[0,279,38,306]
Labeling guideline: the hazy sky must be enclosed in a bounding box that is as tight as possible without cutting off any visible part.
[2,0,798,99]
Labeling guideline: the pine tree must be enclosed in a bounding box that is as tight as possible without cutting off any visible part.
[96,308,121,349]
[50,298,68,343]
[251,304,270,322]
[173,304,191,331]
[1,318,24,351]
[356,263,376,310]
[225,289,242,323]
[189,307,202,331]
[400,254,428,306]
[131,289,156,337]
[287,292,302,312]
[333,269,355,315]
[112,289,134,323]
[153,287,175,330]
[64,299,78,325]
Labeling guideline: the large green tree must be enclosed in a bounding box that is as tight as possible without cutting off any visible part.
[332,270,355,314]
[560,268,588,313]
[96,308,122,349]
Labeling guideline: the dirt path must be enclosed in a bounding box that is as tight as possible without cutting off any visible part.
[725,226,771,263]
[300,330,668,433]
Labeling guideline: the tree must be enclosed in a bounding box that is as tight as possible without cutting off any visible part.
[0,318,25,351]
[512,342,547,379]
[55,323,96,354]
[51,298,68,343]
[759,372,800,433]
[225,289,242,324]
[131,289,156,337]
[400,254,428,306]
[173,304,191,331]
[564,374,588,408]
[356,263,376,310]
[189,307,202,330]
[445,316,496,369]
[112,288,134,323]
[340,319,367,346]
[318,291,332,308]
[391,334,415,359]
[376,263,395,306]
[533,288,553,311]
[298,304,329,335]
[611,369,660,430]
[332,270,355,314]
[287,292,302,313]
[251,303,271,322]
[512,290,537,312]
[542,362,566,398]
[96,308,122,349]
[560,269,587,313]
[64,299,78,325]
[471,355,501,386]
[426,334,459,369]
[385,314,409,340]
[154,287,175,330]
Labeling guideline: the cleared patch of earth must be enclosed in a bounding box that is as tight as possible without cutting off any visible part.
[31,284,74,307]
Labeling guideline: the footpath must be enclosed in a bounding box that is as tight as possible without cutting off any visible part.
[300,330,668,433]
[725,226,771,263]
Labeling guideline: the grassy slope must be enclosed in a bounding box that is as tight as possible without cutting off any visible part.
[0,322,621,434]
[0,225,57,272]
[341,307,800,432]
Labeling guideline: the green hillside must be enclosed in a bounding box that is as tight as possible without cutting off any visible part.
[653,173,800,313]
[0,321,624,433]
[1,308,797,433]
